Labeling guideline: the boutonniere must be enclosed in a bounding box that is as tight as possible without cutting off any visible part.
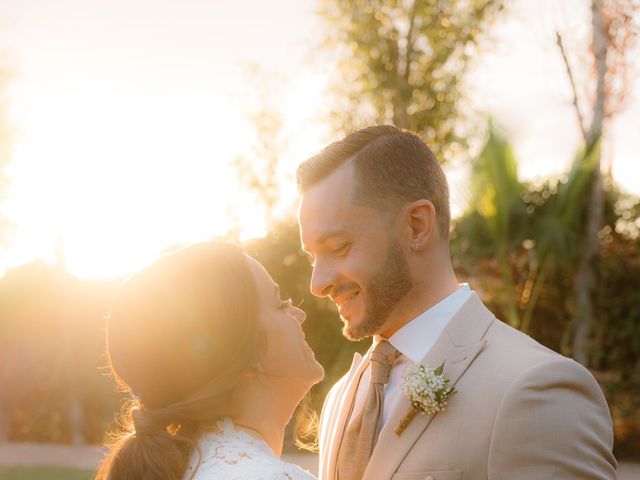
[395,362,457,436]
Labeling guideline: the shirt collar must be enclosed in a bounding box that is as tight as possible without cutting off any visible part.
[380,284,472,363]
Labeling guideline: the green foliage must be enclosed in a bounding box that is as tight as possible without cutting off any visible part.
[456,128,527,327]
[469,127,527,248]
[454,127,602,332]
[595,233,640,374]
[319,0,504,162]
[532,137,601,263]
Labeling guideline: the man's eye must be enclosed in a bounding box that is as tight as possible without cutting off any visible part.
[279,298,293,310]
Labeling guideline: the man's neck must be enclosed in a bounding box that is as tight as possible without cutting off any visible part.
[379,266,460,338]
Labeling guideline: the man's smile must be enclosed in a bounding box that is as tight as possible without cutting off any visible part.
[333,289,361,317]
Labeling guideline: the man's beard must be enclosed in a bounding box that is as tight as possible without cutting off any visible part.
[343,237,413,341]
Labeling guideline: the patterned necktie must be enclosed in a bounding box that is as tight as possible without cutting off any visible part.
[337,340,400,480]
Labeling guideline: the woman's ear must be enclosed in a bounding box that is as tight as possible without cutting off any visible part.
[404,199,436,252]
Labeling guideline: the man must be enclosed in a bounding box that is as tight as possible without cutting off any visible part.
[297,125,616,480]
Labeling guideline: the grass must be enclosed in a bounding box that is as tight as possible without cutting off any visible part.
[0,466,94,480]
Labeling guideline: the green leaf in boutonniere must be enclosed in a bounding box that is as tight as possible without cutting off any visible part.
[395,361,457,436]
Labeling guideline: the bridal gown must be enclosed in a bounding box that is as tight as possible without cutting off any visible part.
[183,418,317,480]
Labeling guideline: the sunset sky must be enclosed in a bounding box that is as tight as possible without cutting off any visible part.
[0,0,638,279]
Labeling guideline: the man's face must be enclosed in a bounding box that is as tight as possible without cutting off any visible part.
[298,162,413,340]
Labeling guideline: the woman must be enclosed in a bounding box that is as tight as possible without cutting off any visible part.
[96,242,325,479]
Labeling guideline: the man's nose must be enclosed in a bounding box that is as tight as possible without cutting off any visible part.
[310,260,335,298]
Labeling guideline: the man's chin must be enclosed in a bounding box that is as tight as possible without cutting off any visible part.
[341,316,370,341]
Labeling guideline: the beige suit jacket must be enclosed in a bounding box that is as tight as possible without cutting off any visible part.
[318,294,617,480]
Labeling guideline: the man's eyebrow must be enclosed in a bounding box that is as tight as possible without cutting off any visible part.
[300,229,349,255]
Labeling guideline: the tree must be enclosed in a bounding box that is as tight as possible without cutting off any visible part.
[232,65,290,232]
[555,0,639,365]
[319,0,504,162]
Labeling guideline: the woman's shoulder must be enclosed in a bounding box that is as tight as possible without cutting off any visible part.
[184,419,316,480]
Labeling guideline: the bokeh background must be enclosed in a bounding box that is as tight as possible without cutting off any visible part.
[0,0,638,476]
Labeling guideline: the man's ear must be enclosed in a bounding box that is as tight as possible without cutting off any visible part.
[403,200,436,252]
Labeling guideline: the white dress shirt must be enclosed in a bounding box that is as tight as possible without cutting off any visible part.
[349,284,472,427]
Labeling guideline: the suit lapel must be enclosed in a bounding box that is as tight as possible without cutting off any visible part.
[323,349,370,480]
[364,294,495,480]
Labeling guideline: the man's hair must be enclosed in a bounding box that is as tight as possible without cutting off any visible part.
[297,125,451,238]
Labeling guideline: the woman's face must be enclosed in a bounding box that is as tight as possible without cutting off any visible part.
[246,257,325,387]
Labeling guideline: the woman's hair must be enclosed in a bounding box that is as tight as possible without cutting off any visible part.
[96,242,262,480]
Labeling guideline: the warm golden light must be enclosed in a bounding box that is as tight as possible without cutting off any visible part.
[1,92,269,278]
[0,0,638,280]
[2,68,328,279]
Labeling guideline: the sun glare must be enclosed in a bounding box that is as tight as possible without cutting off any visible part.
[4,85,273,279]
[1,52,332,280]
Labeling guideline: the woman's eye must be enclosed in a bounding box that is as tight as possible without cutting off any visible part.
[279,298,293,310]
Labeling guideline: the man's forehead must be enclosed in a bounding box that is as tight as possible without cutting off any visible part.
[297,161,364,247]
[303,160,356,199]
[299,188,350,244]
[298,174,351,223]
[298,188,349,219]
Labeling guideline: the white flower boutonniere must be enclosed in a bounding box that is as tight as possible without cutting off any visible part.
[395,362,457,436]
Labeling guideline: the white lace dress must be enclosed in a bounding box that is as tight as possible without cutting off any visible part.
[183,418,317,480]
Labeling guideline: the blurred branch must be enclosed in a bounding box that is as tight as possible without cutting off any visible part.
[589,0,608,141]
[555,31,588,142]
[402,0,419,83]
